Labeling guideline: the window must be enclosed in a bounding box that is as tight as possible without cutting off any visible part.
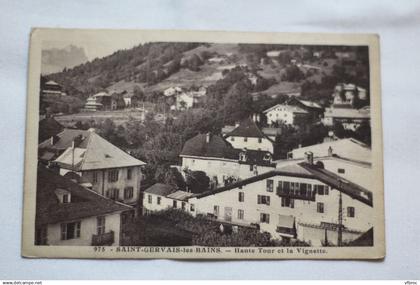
[249,164,253,171]
[182,202,186,211]
[62,194,70,203]
[238,192,244,202]
[173,200,177,208]
[315,185,328,195]
[281,197,294,208]
[106,188,119,200]
[347,207,355,218]
[190,204,195,212]
[157,197,161,205]
[238,209,244,220]
[338,168,345,174]
[148,194,152,204]
[60,221,81,240]
[317,202,324,213]
[127,168,132,180]
[35,227,47,245]
[97,216,105,235]
[93,171,98,183]
[124,187,134,199]
[214,205,219,216]
[258,138,262,143]
[230,137,235,142]
[108,169,119,182]
[260,213,270,224]
[244,137,248,142]
[257,195,270,205]
[266,179,273,192]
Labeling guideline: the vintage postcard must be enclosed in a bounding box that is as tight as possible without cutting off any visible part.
[22,28,384,259]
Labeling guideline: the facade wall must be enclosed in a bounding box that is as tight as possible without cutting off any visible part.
[143,193,192,213]
[320,159,372,190]
[80,166,142,205]
[227,136,274,153]
[189,175,373,245]
[182,156,275,186]
[46,212,122,246]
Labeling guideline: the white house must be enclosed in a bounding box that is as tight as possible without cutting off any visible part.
[263,104,309,126]
[35,166,132,246]
[142,183,195,214]
[287,138,371,163]
[188,154,373,246]
[163,86,183,97]
[176,92,195,110]
[54,128,146,206]
[323,106,370,131]
[180,133,276,188]
[224,118,275,153]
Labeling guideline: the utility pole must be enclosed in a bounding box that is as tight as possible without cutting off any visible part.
[337,181,343,246]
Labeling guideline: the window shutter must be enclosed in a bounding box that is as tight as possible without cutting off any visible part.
[267,196,271,205]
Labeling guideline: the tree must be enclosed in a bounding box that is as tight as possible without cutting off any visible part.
[186,170,210,193]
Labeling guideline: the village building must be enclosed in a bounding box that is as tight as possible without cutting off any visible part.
[41,80,66,96]
[84,92,111,111]
[180,133,276,188]
[263,103,309,126]
[163,86,183,97]
[142,183,195,214]
[53,128,146,206]
[35,166,132,246]
[188,154,373,246]
[38,128,89,163]
[287,97,324,119]
[223,118,275,153]
[323,106,370,131]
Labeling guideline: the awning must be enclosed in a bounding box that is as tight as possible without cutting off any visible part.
[276,215,296,237]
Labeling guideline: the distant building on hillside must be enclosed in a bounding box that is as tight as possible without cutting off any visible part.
[163,86,183,97]
[287,97,324,120]
[84,92,111,111]
[41,80,66,97]
[35,166,132,246]
[53,128,146,207]
[223,118,275,153]
[263,103,309,126]
[332,83,367,107]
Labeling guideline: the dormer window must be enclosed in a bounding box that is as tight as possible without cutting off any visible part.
[239,152,247,162]
[55,188,71,204]
[63,194,70,203]
[263,153,272,161]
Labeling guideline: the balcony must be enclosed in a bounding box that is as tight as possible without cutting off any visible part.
[92,231,114,246]
[276,226,296,238]
[276,187,316,201]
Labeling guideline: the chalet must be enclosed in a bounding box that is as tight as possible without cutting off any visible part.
[287,97,324,119]
[263,103,309,126]
[38,128,89,163]
[84,92,111,111]
[180,133,275,188]
[332,83,368,107]
[41,80,66,96]
[188,153,373,246]
[323,106,370,131]
[53,128,146,206]
[163,86,183,97]
[142,183,195,214]
[224,118,275,153]
[35,166,132,246]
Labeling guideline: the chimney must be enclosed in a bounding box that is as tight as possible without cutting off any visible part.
[328,146,333,156]
[206,132,211,143]
[305,151,314,165]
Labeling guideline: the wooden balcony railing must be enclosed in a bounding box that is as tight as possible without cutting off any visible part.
[92,231,114,246]
[276,186,316,201]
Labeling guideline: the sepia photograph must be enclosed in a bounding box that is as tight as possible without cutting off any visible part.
[22,29,384,259]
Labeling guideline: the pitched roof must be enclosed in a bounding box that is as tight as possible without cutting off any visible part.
[226,118,266,138]
[325,106,370,119]
[45,80,59,86]
[36,166,131,226]
[54,129,145,171]
[166,190,195,201]
[194,162,372,206]
[38,117,64,143]
[144,183,176,196]
[263,104,308,114]
[238,149,275,167]
[180,133,238,159]
[296,99,322,109]
[39,129,90,151]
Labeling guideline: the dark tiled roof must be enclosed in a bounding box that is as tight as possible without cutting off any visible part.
[36,166,131,227]
[180,133,237,159]
[38,117,64,143]
[226,118,266,138]
[195,162,373,206]
[144,183,177,196]
[38,129,89,151]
